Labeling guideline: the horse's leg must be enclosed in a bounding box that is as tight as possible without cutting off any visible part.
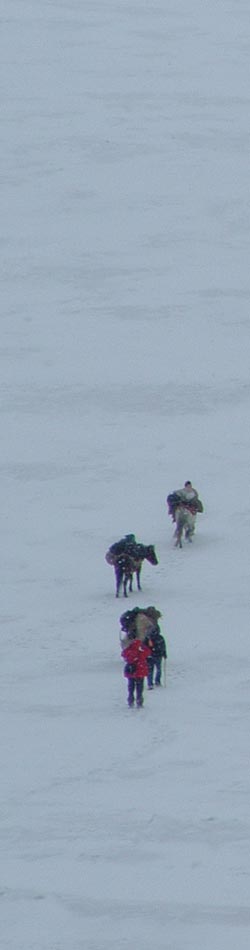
[175,532,182,548]
[174,515,179,541]
[185,512,195,541]
[123,568,133,597]
[136,567,141,590]
[174,518,179,546]
[115,565,123,597]
[174,519,183,548]
[115,567,119,597]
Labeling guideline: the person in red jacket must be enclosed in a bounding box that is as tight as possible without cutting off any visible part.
[121,637,152,707]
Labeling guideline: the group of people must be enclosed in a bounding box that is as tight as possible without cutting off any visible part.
[109,480,203,707]
[119,605,167,708]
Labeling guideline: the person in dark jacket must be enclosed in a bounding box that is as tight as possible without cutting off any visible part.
[144,629,167,688]
[121,637,151,707]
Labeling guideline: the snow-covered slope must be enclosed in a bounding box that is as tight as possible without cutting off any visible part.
[1,2,250,947]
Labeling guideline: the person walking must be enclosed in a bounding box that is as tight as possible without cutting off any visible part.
[144,628,167,689]
[121,637,151,708]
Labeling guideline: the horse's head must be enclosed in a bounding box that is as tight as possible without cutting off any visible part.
[145,545,158,566]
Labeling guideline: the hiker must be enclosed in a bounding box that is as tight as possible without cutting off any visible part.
[121,636,152,708]
[144,627,167,689]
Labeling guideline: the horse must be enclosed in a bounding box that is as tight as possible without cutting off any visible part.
[174,505,196,549]
[106,543,158,597]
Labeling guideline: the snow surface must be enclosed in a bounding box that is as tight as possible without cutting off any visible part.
[1,1,250,947]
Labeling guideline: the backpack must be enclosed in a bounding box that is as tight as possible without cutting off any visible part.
[146,632,166,658]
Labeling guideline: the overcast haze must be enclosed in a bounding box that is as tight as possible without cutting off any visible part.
[1,2,250,949]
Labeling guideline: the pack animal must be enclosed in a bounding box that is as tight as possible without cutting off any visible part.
[106,543,158,597]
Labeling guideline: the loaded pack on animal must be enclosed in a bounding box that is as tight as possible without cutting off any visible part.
[119,605,162,643]
[167,481,204,549]
[105,535,158,597]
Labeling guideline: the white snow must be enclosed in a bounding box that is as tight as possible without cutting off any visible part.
[1,1,250,947]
